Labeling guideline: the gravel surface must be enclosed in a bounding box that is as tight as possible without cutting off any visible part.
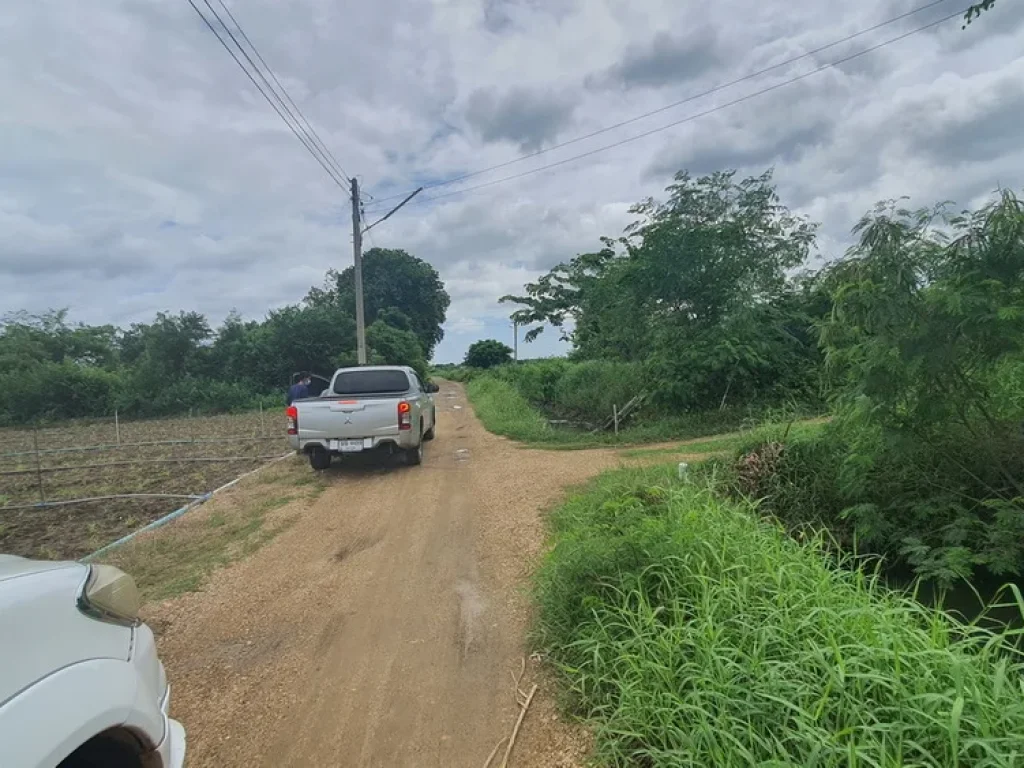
[144,381,645,767]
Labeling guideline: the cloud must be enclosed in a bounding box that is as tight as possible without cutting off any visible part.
[1,0,1023,363]
[900,70,1024,166]
[647,118,834,181]
[463,86,578,151]
[595,29,723,89]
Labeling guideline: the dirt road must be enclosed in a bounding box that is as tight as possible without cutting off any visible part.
[147,381,634,767]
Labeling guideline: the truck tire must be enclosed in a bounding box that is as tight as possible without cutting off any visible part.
[424,415,436,441]
[405,436,423,466]
[59,735,142,768]
[308,447,331,470]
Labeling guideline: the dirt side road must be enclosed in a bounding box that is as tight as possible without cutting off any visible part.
[148,381,630,767]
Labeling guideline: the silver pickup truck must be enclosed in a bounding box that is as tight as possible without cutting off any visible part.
[287,365,437,470]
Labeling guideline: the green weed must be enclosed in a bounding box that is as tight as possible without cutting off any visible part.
[466,376,751,448]
[535,467,1024,766]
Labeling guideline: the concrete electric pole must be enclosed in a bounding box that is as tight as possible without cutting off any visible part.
[351,177,367,365]
[349,181,423,366]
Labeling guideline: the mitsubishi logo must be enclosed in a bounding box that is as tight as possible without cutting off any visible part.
[344,414,353,424]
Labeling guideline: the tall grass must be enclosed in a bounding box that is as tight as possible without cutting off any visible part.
[535,467,1024,766]
[620,418,827,458]
[466,376,750,447]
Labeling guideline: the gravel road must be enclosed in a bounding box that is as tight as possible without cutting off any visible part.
[147,381,635,767]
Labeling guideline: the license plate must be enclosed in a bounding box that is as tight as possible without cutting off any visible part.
[330,439,364,453]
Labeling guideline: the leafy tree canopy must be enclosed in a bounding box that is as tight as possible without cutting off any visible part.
[502,169,822,410]
[307,248,450,358]
[964,0,997,26]
[464,339,513,369]
[1,250,449,423]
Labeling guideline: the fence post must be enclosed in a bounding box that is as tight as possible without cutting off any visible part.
[259,401,265,437]
[613,404,619,437]
[189,408,195,444]
[115,409,120,447]
[32,426,44,503]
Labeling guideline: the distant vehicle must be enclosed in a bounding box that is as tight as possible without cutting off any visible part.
[0,556,186,768]
[287,365,438,470]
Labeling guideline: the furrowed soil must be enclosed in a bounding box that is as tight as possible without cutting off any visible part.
[0,411,289,560]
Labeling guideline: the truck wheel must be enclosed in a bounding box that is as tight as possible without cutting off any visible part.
[59,734,142,768]
[405,438,423,466]
[424,420,436,441]
[308,447,331,470]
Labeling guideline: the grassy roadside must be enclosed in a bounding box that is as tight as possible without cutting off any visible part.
[535,466,1024,766]
[618,417,827,457]
[104,457,324,602]
[465,376,753,448]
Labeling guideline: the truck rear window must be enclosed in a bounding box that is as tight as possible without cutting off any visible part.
[333,370,410,395]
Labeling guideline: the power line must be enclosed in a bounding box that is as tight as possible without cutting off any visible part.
[186,0,350,193]
[370,8,964,210]
[197,0,348,188]
[365,0,954,210]
[211,0,352,183]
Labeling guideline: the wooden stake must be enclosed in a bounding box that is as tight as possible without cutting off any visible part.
[32,426,44,502]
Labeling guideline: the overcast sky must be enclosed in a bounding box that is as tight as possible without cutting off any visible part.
[2,0,1023,362]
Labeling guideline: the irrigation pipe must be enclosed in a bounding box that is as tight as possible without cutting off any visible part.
[81,452,295,562]
[1,493,205,512]
[0,456,285,477]
[0,435,284,459]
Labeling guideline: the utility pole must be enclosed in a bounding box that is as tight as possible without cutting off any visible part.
[351,177,367,365]
[349,183,423,365]
[513,321,518,363]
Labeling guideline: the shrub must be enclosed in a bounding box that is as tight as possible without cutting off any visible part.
[463,339,513,369]
[731,418,1024,583]
[0,362,121,424]
[551,359,644,423]
[536,468,1024,766]
[491,358,569,405]
[488,358,645,424]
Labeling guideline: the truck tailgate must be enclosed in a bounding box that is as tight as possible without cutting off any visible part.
[297,397,400,440]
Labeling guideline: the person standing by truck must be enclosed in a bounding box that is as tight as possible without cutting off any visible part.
[287,372,311,405]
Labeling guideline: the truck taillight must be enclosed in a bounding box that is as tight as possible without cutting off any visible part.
[398,400,411,430]
[286,405,298,435]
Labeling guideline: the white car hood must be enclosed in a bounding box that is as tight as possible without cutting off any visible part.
[0,555,80,583]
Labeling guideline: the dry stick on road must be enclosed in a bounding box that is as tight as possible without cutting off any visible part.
[511,657,526,704]
[501,684,538,768]
[481,737,508,768]
[482,659,538,768]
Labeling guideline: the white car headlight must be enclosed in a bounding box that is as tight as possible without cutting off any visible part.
[77,564,141,626]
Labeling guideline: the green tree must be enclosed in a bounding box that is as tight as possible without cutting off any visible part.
[309,248,450,358]
[819,190,1024,580]
[503,169,819,410]
[464,339,513,369]
[0,310,117,370]
[119,311,212,380]
[0,255,451,423]
[964,0,997,26]
[365,319,427,376]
